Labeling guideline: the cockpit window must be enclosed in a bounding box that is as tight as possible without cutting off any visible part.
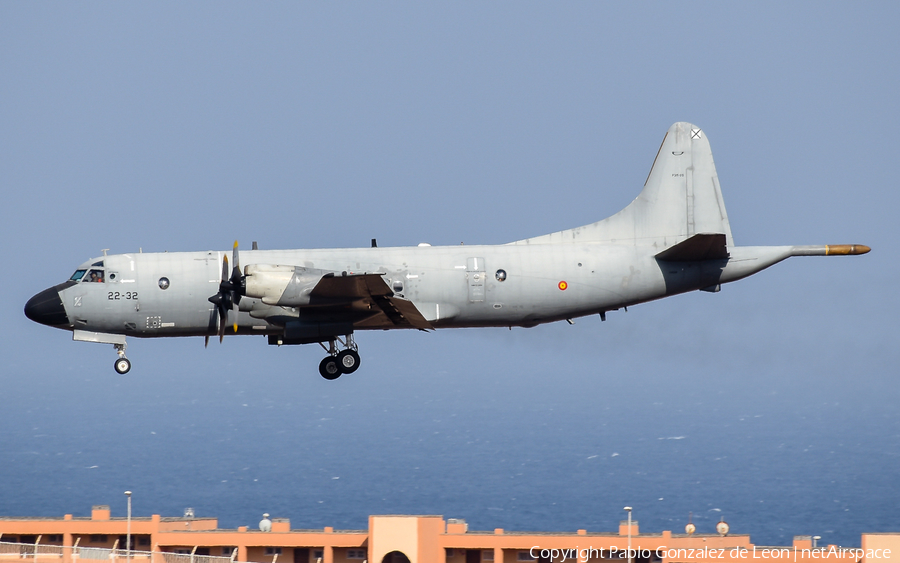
[91,260,104,267]
[70,269,87,282]
[85,269,105,283]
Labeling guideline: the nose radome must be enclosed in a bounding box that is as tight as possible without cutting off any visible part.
[24,283,71,327]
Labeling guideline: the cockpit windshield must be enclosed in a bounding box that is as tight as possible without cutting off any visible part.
[70,263,105,283]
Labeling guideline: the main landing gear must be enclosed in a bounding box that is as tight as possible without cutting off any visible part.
[113,342,131,375]
[318,335,361,380]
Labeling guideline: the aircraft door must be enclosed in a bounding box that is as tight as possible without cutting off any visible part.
[102,257,140,332]
[466,257,485,303]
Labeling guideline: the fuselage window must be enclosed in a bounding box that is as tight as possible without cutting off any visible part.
[70,269,87,282]
[85,269,105,283]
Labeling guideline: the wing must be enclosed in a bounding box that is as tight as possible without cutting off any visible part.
[308,273,433,330]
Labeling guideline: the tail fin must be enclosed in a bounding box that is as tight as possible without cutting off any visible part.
[511,122,734,248]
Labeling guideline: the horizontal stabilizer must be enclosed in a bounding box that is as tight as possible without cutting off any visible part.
[655,233,729,261]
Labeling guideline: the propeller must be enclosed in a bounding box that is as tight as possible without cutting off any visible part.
[207,241,244,344]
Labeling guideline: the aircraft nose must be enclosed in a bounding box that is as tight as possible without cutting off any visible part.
[24,283,71,327]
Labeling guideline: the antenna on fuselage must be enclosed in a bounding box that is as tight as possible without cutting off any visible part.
[252,241,258,250]
[101,249,109,256]
[371,239,377,248]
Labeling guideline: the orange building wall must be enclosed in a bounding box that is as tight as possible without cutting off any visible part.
[862,534,898,563]
[1,507,896,563]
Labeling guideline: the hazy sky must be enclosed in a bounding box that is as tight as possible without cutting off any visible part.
[1,2,898,548]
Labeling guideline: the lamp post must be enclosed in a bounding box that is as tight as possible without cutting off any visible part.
[624,507,633,563]
[124,491,132,563]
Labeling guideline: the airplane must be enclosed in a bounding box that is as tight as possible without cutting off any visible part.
[24,122,870,379]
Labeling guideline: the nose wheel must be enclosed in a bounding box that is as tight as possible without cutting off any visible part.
[317,335,361,379]
[114,357,132,375]
[113,343,131,375]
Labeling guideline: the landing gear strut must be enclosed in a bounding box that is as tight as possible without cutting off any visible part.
[113,343,131,375]
[318,334,361,379]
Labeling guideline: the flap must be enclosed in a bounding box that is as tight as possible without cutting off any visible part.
[310,273,433,330]
[370,294,434,330]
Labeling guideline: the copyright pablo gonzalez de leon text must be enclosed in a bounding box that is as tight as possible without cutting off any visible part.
[527,546,892,563]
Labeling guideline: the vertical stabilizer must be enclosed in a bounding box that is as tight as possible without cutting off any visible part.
[511,122,733,249]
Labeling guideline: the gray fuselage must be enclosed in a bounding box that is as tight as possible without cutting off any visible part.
[52,242,730,339]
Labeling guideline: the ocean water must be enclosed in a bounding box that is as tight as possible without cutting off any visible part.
[2,289,898,548]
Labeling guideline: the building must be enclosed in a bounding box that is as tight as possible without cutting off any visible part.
[0,506,895,563]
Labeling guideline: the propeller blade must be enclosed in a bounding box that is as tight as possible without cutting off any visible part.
[210,245,245,343]
[230,241,243,306]
[232,240,240,278]
[218,307,227,343]
[204,335,209,348]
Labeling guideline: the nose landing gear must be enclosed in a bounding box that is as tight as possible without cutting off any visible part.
[318,335,361,379]
[114,357,132,375]
[113,343,131,375]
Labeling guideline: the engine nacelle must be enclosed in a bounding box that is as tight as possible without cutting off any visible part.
[243,264,326,306]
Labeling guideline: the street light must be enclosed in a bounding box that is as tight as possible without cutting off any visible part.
[124,491,132,563]
[624,507,633,563]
